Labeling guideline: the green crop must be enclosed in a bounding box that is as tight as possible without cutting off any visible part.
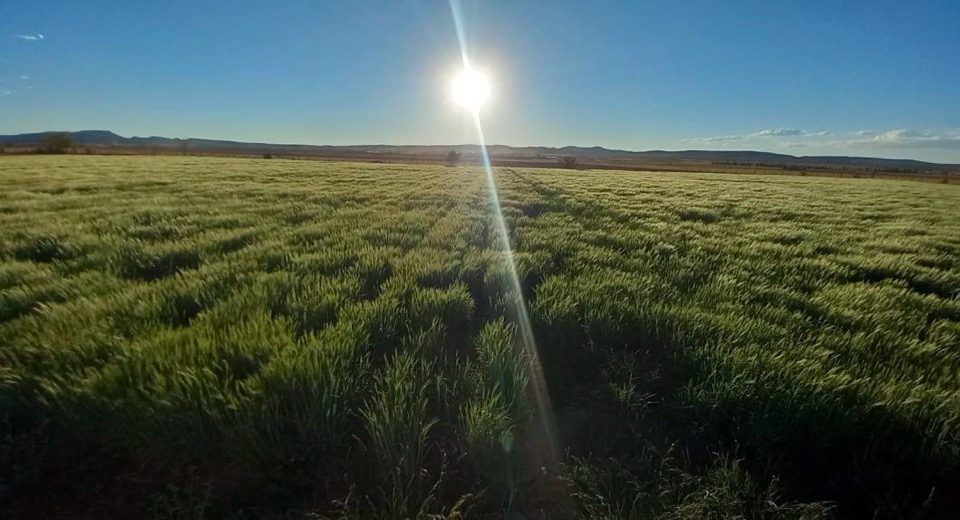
[0,155,957,518]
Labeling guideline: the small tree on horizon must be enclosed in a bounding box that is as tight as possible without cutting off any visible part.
[40,132,74,154]
[558,155,578,169]
[445,150,461,166]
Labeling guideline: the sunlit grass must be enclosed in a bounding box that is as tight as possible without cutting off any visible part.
[0,155,958,517]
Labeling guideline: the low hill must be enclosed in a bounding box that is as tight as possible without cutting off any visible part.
[2,130,957,174]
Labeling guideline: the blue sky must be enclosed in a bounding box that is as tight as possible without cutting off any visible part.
[2,0,958,162]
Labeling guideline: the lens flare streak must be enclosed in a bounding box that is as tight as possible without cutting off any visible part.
[472,113,560,465]
[449,0,561,473]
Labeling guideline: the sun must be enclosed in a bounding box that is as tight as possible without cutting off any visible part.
[450,66,491,112]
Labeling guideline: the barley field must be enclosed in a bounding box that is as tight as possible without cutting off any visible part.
[1,155,958,518]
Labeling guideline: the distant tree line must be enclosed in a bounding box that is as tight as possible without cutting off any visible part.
[710,160,941,175]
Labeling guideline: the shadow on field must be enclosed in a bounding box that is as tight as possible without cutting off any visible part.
[527,298,958,519]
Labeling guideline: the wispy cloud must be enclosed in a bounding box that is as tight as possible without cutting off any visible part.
[686,128,830,143]
[832,129,960,150]
[687,134,747,143]
[686,127,960,152]
[20,75,29,80]
[752,128,804,137]
[0,89,13,96]
[16,33,44,41]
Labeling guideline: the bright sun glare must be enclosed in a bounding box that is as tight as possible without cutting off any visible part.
[450,66,491,112]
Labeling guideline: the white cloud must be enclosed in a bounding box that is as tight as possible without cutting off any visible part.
[16,33,44,41]
[681,127,960,161]
[753,128,804,137]
[687,134,747,143]
[0,89,13,95]
[684,127,960,154]
[686,128,830,143]
[20,75,29,80]
[833,129,960,150]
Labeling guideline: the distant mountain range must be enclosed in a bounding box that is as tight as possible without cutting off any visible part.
[2,130,958,172]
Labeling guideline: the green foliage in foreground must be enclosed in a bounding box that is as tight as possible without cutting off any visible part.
[0,155,958,518]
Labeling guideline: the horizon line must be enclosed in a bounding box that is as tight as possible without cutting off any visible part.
[2,128,959,166]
